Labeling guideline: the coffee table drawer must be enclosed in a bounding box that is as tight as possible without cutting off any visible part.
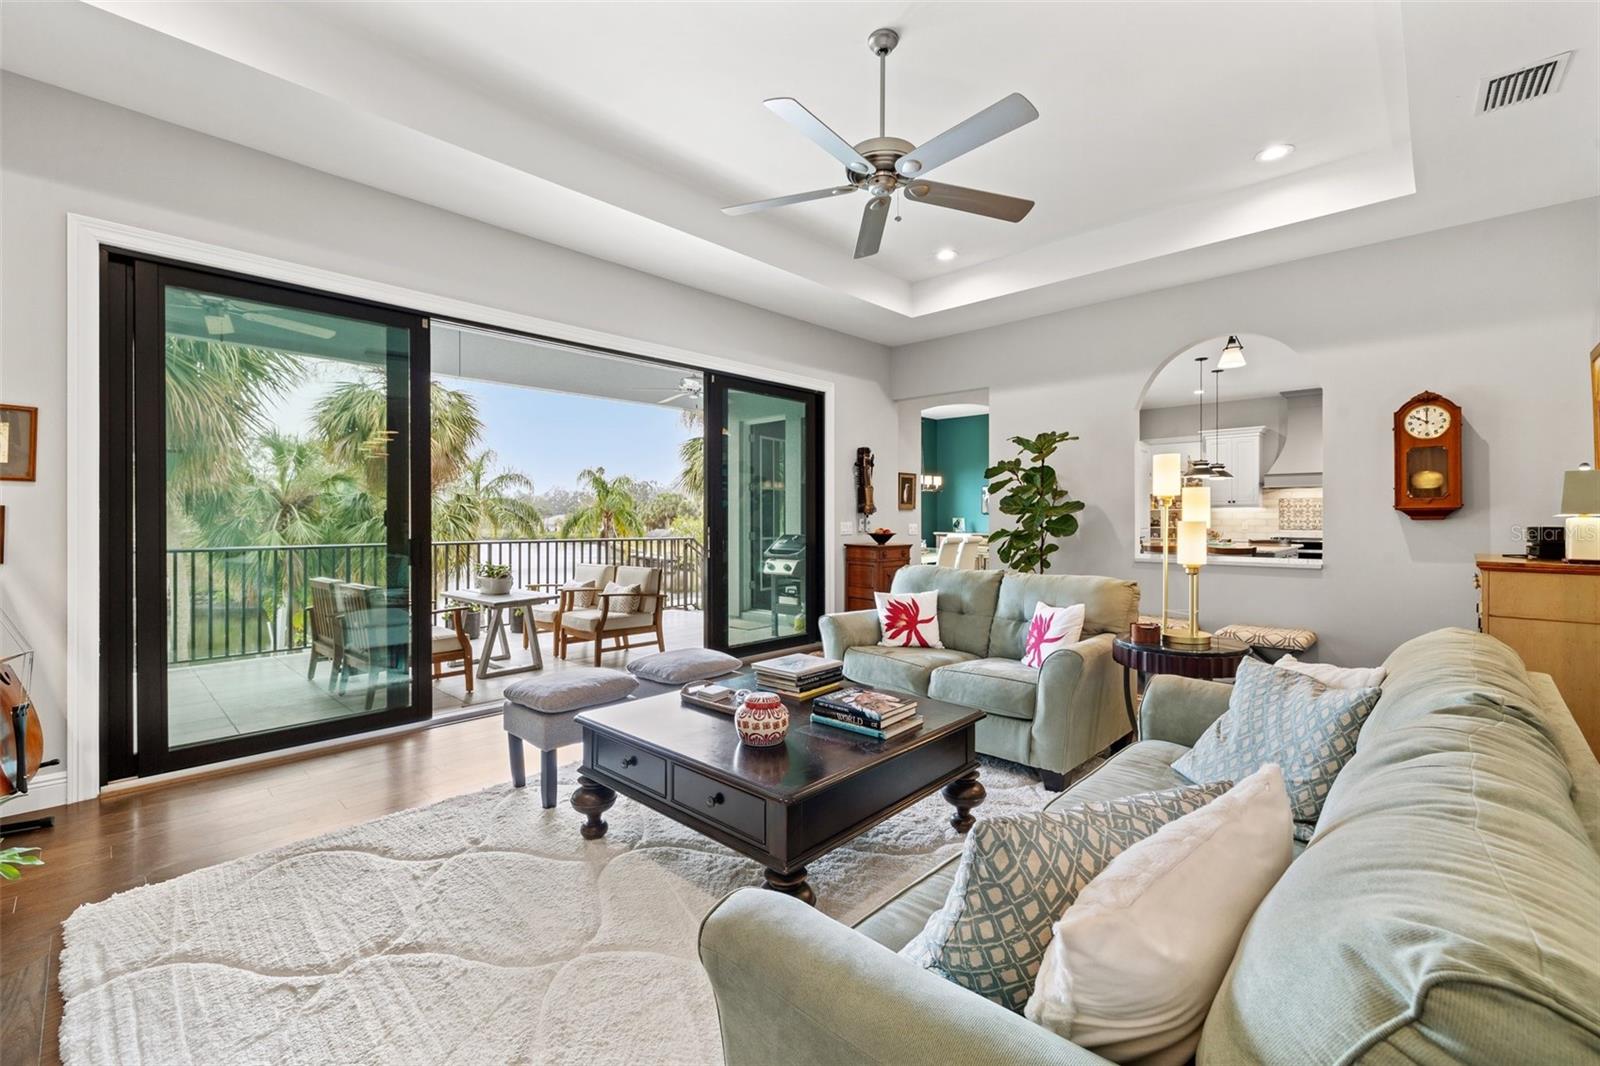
[672,766,765,844]
[594,735,666,796]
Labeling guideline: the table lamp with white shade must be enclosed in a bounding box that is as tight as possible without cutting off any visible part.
[1151,453,1182,631]
[1167,519,1212,647]
[1560,462,1600,562]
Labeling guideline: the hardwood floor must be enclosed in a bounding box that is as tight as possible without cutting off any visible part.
[0,714,562,1066]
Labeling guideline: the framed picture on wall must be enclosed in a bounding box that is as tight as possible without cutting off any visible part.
[897,471,916,510]
[0,405,37,482]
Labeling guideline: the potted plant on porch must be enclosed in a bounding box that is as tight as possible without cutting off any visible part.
[475,562,512,596]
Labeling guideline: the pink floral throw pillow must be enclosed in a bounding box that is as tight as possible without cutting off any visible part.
[875,590,943,649]
[1022,602,1085,668]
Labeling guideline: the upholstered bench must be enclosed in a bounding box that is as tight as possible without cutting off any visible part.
[1213,622,1317,662]
[502,649,742,808]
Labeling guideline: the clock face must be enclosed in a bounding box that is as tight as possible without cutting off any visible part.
[1403,404,1452,440]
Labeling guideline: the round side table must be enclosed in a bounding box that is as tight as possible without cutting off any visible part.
[1112,635,1251,737]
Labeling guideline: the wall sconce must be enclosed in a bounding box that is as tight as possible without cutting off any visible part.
[920,473,944,492]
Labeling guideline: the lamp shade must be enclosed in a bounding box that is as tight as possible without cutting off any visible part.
[1152,453,1182,498]
[1218,335,1247,369]
[1182,485,1211,526]
[1176,520,1208,566]
[1558,466,1600,516]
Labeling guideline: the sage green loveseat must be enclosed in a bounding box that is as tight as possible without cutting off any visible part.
[820,566,1139,785]
[701,628,1600,1065]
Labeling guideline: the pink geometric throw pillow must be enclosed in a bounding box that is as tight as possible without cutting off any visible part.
[1022,602,1085,668]
[875,590,943,649]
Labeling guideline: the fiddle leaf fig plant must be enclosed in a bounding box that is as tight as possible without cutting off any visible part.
[984,430,1086,575]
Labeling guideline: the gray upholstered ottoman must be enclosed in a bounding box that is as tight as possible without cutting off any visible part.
[503,668,639,808]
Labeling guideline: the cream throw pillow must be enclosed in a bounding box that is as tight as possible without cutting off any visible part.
[1024,764,1293,1066]
[561,579,597,609]
[602,581,642,614]
[1274,653,1386,690]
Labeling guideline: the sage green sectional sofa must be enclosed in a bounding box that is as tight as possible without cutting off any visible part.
[700,628,1600,1065]
[820,566,1140,784]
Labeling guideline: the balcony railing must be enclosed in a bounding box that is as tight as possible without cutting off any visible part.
[165,536,705,665]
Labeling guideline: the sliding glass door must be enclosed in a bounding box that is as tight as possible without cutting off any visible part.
[102,255,430,779]
[705,373,824,653]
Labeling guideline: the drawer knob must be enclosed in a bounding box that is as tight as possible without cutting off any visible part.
[620,755,638,768]
[706,792,725,807]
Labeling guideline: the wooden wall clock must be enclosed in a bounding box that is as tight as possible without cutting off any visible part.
[1394,391,1463,519]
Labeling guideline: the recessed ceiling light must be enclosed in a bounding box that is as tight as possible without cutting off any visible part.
[1254,143,1295,163]
[935,248,958,262]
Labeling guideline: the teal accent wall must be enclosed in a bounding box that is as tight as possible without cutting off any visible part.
[920,414,990,546]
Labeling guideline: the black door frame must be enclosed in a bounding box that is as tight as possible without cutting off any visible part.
[101,250,433,780]
[704,371,826,656]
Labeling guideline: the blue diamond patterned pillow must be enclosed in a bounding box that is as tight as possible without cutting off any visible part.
[1173,656,1380,842]
[899,783,1230,1012]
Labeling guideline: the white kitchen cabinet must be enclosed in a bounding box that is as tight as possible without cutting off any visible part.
[1206,426,1264,507]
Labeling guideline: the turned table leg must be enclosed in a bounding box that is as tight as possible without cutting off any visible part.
[762,866,816,907]
[943,770,987,833]
[571,775,616,840]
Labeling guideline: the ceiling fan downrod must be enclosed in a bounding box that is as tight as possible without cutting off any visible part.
[870,27,899,139]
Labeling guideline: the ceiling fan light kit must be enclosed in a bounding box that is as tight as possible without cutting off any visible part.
[724,28,1039,259]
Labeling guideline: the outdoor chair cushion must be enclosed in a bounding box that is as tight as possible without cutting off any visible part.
[561,609,655,633]
[841,645,977,697]
[429,627,467,654]
[503,667,638,714]
[928,658,1040,720]
[628,648,742,685]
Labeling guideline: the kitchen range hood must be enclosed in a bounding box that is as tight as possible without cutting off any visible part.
[1263,388,1324,488]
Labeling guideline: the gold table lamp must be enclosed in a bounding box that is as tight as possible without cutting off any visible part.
[1167,519,1212,647]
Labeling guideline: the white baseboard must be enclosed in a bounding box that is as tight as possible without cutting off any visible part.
[1,769,69,819]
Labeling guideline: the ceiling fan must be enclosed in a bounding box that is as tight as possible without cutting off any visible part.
[623,375,704,405]
[723,28,1038,259]
[184,292,338,340]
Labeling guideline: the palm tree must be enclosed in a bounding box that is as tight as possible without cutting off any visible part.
[433,450,544,540]
[561,467,645,538]
[676,408,704,496]
[165,336,304,499]
[313,372,483,493]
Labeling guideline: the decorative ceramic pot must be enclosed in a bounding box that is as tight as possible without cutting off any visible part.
[734,690,788,747]
[477,575,512,595]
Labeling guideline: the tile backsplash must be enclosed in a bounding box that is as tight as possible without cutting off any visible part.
[1206,488,1323,541]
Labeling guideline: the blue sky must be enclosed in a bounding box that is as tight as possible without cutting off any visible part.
[265,365,696,493]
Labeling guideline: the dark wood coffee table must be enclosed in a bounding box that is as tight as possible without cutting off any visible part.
[571,690,986,906]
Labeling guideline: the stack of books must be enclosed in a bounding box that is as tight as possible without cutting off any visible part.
[810,687,923,740]
[752,654,844,699]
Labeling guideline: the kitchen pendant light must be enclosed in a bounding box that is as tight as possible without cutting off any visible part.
[1209,367,1233,480]
[1185,356,1217,480]
[1218,334,1247,369]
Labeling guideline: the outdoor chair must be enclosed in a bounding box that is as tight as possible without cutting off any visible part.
[334,582,410,709]
[431,605,474,693]
[305,576,345,687]
[557,564,666,666]
[524,562,616,659]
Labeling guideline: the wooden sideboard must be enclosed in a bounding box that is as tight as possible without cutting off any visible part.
[1475,554,1600,757]
[844,543,912,611]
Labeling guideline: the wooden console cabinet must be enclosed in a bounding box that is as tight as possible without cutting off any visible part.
[845,543,912,610]
[1475,555,1600,757]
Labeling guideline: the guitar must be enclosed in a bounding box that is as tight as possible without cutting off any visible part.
[0,660,41,797]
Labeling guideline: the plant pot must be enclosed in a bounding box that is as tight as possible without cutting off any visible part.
[509,609,525,634]
[477,576,512,595]
[463,612,482,640]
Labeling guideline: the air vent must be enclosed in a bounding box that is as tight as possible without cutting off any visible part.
[1478,52,1572,113]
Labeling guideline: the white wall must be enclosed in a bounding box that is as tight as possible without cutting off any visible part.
[0,75,896,779]
[891,199,1599,666]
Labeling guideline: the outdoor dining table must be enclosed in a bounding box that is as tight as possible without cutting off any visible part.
[442,589,559,678]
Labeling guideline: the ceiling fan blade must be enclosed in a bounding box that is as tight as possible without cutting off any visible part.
[723,185,857,216]
[895,93,1039,179]
[656,391,689,405]
[854,199,890,259]
[763,98,874,176]
[904,180,1034,222]
[241,312,338,340]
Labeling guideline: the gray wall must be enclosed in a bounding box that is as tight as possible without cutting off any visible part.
[0,74,896,770]
[891,199,1599,666]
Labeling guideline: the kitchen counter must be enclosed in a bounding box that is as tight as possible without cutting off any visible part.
[1134,551,1323,570]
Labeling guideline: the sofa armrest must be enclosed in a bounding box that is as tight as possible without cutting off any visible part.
[820,609,881,661]
[1139,674,1233,747]
[699,889,1108,1066]
[1032,633,1131,774]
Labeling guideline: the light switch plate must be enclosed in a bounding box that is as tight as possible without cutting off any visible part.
[839,521,854,535]
[908,522,920,535]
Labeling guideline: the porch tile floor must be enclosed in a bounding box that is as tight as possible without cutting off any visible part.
[166,609,705,747]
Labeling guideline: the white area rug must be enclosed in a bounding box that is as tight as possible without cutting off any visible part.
[60,759,1048,1065]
